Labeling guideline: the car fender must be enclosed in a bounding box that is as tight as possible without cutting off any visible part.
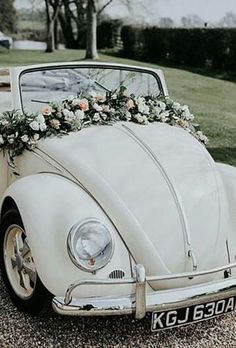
[0,173,132,297]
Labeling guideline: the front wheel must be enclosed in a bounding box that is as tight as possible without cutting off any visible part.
[0,208,53,315]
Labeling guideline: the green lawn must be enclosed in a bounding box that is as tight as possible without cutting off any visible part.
[0,49,236,166]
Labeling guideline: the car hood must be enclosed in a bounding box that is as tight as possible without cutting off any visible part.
[38,122,227,288]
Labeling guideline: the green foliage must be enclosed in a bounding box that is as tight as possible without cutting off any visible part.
[0,0,18,34]
[0,88,207,162]
[121,26,236,72]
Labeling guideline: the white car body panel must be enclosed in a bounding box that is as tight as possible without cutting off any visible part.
[2,174,134,297]
[1,62,236,320]
[34,122,228,287]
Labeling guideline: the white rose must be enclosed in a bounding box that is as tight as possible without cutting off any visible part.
[102,105,110,113]
[29,120,40,131]
[7,135,15,144]
[93,103,103,112]
[101,113,107,120]
[142,115,149,125]
[33,133,40,141]
[30,114,46,132]
[71,98,81,107]
[27,139,37,149]
[63,109,75,122]
[160,111,169,122]
[0,135,4,144]
[172,102,181,111]
[75,109,85,120]
[111,93,117,100]
[137,96,145,104]
[93,113,101,122]
[138,103,149,115]
[182,105,189,112]
[181,109,190,118]
[125,111,131,121]
[0,119,9,126]
[134,113,144,123]
[154,106,162,115]
[21,135,29,143]
[196,131,208,144]
[156,101,166,111]
[36,114,46,123]
[39,122,47,131]
[63,109,72,117]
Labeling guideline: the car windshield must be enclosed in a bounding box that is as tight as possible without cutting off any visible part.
[19,65,162,113]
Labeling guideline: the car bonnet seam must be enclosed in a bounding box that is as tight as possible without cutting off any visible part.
[117,123,198,272]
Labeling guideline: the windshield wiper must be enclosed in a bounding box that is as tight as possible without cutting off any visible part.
[31,99,50,104]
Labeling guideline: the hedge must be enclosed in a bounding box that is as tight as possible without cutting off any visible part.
[121,26,236,71]
[69,19,122,50]
[97,20,122,49]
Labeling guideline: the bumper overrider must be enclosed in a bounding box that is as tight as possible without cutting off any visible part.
[52,263,236,323]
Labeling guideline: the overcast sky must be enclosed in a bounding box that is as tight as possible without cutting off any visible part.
[16,0,236,25]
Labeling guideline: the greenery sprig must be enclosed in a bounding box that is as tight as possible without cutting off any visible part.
[0,87,208,164]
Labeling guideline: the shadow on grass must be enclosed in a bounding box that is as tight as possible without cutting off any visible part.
[207,147,236,166]
[179,67,236,84]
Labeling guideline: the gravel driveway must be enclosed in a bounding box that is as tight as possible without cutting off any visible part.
[0,275,235,348]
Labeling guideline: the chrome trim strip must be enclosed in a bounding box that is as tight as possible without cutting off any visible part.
[32,150,63,173]
[52,265,236,319]
[59,262,236,320]
[65,278,135,305]
[119,124,197,271]
[147,261,236,282]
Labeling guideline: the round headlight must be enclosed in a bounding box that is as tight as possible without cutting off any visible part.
[67,219,114,272]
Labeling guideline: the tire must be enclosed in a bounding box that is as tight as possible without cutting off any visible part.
[0,208,53,315]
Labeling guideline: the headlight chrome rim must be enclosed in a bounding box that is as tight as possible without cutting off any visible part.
[67,218,114,273]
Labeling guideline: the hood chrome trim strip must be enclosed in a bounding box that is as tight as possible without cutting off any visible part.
[119,124,197,272]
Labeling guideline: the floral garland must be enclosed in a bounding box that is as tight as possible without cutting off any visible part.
[0,87,208,163]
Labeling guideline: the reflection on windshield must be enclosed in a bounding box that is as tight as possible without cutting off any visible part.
[20,66,162,113]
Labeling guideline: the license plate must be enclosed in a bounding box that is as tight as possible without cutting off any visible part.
[151,296,236,331]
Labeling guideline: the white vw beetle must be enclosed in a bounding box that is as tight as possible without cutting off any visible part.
[0,62,236,331]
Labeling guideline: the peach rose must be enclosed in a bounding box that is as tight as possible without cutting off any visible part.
[177,119,189,128]
[42,105,53,116]
[95,94,106,103]
[127,99,135,110]
[50,119,61,130]
[79,99,89,111]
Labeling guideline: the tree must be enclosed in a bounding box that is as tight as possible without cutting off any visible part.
[59,0,114,59]
[0,0,18,34]
[181,14,204,28]
[85,0,114,59]
[45,0,62,52]
[59,0,87,49]
[48,0,132,58]
[219,12,236,28]
[158,17,175,28]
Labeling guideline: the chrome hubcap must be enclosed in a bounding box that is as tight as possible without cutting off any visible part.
[4,225,37,299]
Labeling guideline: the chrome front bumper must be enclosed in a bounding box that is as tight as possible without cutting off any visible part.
[52,263,236,319]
